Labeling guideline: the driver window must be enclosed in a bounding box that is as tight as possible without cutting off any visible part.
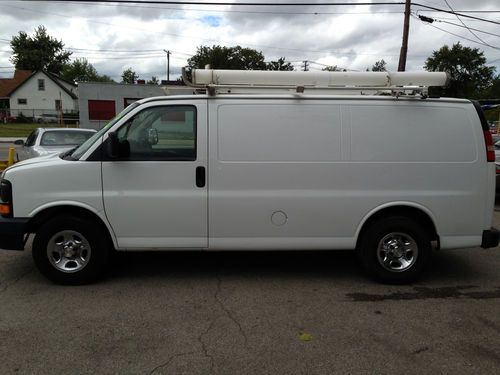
[116,105,196,161]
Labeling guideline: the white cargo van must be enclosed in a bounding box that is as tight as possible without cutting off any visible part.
[0,69,497,284]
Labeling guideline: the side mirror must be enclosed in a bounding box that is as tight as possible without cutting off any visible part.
[147,128,159,145]
[14,139,24,146]
[106,132,129,159]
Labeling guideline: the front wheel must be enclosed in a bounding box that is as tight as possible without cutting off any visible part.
[357,216,432,284]
[32,215,110,285]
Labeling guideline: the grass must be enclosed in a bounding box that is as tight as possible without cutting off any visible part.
[0,123,78,137]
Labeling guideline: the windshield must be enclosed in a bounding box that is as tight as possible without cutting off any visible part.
[41,130,95,146]
[71,102,141,160]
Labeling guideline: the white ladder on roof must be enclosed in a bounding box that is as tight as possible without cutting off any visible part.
[181,67,448,96]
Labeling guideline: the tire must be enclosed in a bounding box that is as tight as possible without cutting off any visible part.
[357,216,431,284]
[32,215,110,285]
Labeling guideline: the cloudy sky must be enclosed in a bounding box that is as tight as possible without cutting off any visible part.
[1,0,499,81]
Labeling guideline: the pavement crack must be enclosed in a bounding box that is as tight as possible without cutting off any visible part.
[198,318,217,374]
[192,277,248,374]
[214,276,248,346]
[148,351,195,375]
[0,268,32,294]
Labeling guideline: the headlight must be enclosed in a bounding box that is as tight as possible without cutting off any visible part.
[0,179,12,217]
[0,179,12,202]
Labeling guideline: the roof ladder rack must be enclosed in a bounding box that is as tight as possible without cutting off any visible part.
[181,67,449,97]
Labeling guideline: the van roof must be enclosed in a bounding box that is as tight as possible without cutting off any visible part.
[137,94,472,105]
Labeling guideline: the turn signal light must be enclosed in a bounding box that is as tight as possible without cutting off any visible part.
[0,203,11,216]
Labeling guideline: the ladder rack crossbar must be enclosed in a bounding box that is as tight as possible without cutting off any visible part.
[207,84,429,91]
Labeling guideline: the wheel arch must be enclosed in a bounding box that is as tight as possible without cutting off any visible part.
[355,203,439,249]
[27,204,117,249]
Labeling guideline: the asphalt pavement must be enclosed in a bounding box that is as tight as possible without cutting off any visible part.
[1,220,500,374]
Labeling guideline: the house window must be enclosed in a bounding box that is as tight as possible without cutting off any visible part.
[88,100,116,121]
[55,100,62,110]
[38,79,45,91]
[17,98,27,105]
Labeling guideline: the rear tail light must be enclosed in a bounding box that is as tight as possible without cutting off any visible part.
[484,130,495,162]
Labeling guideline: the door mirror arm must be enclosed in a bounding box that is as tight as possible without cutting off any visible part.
[106,132,130,159]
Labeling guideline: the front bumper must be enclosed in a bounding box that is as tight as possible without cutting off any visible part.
[0,216,29,250]
[481,228,500,249]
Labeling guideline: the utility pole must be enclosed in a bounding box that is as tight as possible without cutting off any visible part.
[301,60,309,71]
[163,49,171,82]
[397,0,411,72]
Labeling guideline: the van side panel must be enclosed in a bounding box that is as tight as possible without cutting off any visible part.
[208,98,489,250]
[209,100,353,249]
[348,102,487,249]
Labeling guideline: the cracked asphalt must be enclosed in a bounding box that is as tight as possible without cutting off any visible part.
[1,213,500,374]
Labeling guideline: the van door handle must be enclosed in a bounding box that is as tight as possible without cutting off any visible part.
[196,166,206,188]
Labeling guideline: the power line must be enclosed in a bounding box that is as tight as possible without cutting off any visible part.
[420,20,500,51]
[67,47,194,56]
[417,9,500,14]
[437,20,500,39]
[442,0,494,49]
[68,47,165,53]
[62,1,404,15]
[18,1,407,6]
[413,3,500,26]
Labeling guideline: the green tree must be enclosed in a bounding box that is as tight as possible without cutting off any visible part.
[147,76,160,85]
[187,45,266,71]
[121,68,138,84]
[93,74,115,83]
[10,25,72,75]
[479,76,500,99]
[61,58,99,83]
[371,59,387,72]
[322,65,345,72]
[424,42,495,98]
[266,57,294,71]
[62,58,115,83]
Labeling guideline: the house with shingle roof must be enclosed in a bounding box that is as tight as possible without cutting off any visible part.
[0,70,32,119]
[0,70,78,121]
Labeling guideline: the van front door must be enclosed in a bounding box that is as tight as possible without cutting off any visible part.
[102,103,207,249]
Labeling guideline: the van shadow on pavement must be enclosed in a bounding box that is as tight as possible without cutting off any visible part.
[106,248,483,285]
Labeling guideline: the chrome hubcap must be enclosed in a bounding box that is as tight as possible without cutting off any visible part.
[377,232,418,272]
[47,230,91,273]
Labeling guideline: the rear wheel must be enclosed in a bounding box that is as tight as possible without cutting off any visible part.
[357,216,431,284]
[32,215,110,285]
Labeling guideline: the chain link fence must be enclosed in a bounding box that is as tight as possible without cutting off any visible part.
[0,109,79,125]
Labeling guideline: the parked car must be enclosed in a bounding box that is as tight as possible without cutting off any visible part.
[0,114,16,123]
[14,128,97,161]
[33,114,58,123]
